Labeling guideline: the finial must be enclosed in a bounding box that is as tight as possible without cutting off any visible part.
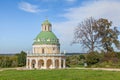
[45,16,48,20]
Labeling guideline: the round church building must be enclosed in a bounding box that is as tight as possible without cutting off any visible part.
[26,19,66,69]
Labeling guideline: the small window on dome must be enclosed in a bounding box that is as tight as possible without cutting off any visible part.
[43,39,45,42]
[41,39,45,41]
[38,39,40,42]
[53,47,55,50]
[52,39,54,41]
[47,39,50,41]
[55,39,56,41]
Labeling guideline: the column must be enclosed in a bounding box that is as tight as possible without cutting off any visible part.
[35,59,38,69]
[52,58,55,69]
[29,59,32,69]
[26,58,28,68]
[50,26,51,31]
[63,59,66,68]
[44,58,47,69]
[47,25,49,31]
[59,58,61,69]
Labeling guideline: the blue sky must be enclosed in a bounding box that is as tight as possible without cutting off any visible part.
[0,0,120,53]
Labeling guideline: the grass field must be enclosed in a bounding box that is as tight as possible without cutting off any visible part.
[0,69,120,80]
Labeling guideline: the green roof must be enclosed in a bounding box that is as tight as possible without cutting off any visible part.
[33,31,59,45]
[42,20,51,26]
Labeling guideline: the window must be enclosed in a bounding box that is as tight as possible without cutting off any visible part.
[42,48,44,54]
[45,26,46,31]
[53,48,55,50]
[38,39,40,42]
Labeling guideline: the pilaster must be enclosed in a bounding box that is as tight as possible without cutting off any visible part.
[59,58,61,69]
[52,58,55,69]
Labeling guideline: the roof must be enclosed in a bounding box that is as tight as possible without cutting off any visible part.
[33,31,59,45]
[42,19,51,26]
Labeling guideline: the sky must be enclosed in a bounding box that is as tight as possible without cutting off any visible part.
[0,0,120,53]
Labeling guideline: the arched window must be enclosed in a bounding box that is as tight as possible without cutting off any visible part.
[53,47,55,50]
[42,48,44,54]
[45,26,46,31]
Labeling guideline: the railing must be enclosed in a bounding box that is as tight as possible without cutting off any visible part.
[27,53,65,57]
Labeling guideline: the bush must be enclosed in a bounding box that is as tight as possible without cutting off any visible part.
[102,52,119,63]
[66,54,86,67]
[85,52,100,66]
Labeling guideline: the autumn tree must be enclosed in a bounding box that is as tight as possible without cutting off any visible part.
[96,18,120,53]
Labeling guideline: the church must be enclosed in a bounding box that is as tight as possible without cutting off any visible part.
[26,19,66,69]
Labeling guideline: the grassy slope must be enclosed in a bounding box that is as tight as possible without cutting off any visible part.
[0,69,120,80]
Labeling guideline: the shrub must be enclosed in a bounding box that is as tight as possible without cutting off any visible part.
[85,52,100,66]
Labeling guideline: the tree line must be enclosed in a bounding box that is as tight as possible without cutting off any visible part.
[0,51,26,68]
[66,52,120,68]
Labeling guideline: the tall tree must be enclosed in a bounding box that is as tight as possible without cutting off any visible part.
[72,17,100,52]
[16,51,27,67]
[96,18,120,53]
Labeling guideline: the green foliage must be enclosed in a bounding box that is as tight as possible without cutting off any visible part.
[92,61,120,68]
[66,52,120,68]
[1,69,120,80]
[96,51,120,68]
[96,18,120,53]
[66,54,85,67]
[0,56,18,68]
[116,52,120,59]
[85,52,100,66]
[0,51,27,68]
[16,51,27,67]
[102,52,119,63]
[72,17,120,68]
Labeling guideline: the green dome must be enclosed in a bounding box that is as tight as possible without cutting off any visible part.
[33,31,59,45]
[42,20,51,26]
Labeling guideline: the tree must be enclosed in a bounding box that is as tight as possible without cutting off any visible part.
[10,56,18,67]
[73,17,120,53]
[96,18,120,53]
[72,17,100,52]
[16,51,27,67]
[85,52,100,65]
[0,56,12,68]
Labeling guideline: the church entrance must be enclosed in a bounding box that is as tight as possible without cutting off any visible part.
[61,59,64,68]
[38,59,44,68]
[47,59,52,69]
[31,59,36,68]
[55,59,59,68]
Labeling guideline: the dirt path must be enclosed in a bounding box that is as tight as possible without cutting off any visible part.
[0,67,25,71]
[1,67,120,71]
[69,67,120,71]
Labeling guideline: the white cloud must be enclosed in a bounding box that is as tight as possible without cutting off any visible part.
[19,2,43,13]
[63,0,120,26]
[53,0,120,52]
